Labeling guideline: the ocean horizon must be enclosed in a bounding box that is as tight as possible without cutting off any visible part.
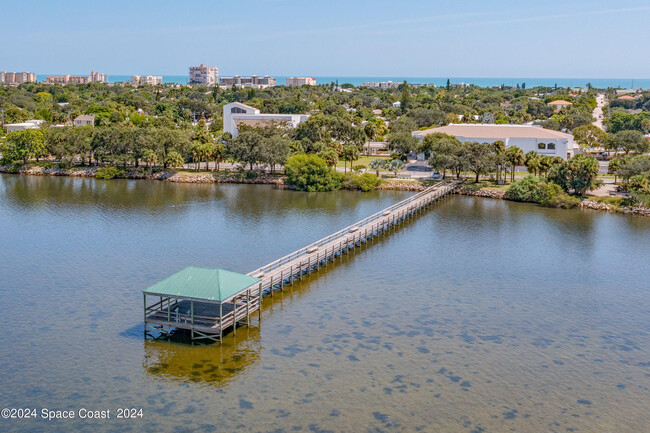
[34,74,649,89]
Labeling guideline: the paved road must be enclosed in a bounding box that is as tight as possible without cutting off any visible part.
[593,93,606,130]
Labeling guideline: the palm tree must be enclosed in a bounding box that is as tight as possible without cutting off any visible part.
[491,140,506,182]
[388,159,405,177]
[538,155,553,177]
[608,157,624,183]
[199,143,213,171]
[143,148,157,175]
[213,143,225,172]
[364,122,378,155]
[505,146,525,182]
[524,151,540,176]
[369,158,386,176]
[342,144,360,173]
[165,151,185,169]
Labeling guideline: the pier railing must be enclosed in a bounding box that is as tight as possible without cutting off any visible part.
[247,180,460,278]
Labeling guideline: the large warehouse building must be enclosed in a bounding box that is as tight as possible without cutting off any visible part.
[412,124,579,160]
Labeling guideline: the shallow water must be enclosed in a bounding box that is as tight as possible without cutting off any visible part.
[0,174,648,433]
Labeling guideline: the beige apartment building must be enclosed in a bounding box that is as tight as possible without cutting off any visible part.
[220,75,276,88]
[189,64,218,86]
[73,114,96,126]
[130,75,163,86]
[285,77,316,86]
[1,71,36,84]
[45,71,107,85]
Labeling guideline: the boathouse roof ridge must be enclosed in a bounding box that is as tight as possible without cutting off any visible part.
[143,266,261,302]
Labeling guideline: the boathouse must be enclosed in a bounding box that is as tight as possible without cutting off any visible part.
[143,181,463,344]
[143,266,262,342]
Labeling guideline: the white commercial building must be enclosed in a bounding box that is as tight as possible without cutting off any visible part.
[223,102,308,138]
[412,124,578,160]
[4,119,45,133]
[361,81,401,89]
[286,77,316,86]
[189,64,218,86]
[130,75,162,86]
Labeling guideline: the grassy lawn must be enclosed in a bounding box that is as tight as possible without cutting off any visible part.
[463,179,511,191]
[337,155,389,169]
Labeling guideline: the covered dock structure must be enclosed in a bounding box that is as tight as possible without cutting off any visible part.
[143,180,463,343]
[143,267,261,342]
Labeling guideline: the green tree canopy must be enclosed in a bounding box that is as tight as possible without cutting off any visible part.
[284,153,343,192]
[572,124,607,150]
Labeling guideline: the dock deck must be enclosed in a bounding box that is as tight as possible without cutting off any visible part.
[144,180,463,342]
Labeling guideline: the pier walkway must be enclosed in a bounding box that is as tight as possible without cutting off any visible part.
[143,179,463,342]
[247,180,463,296]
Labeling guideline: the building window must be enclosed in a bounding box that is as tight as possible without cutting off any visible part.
[538,142,546,149]
[547,143,555,150]
[231,107,247,114]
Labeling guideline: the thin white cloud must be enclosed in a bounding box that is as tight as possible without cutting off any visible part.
[30,24,242,39]
[348,6,650,37]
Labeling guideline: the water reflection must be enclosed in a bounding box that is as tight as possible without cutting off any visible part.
[1,174,224,212]
[143,326,262,387]
[0,174,407,222]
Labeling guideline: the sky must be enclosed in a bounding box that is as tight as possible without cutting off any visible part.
[2,0,650,78]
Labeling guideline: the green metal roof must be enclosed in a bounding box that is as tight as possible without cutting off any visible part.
[143,266,261,302]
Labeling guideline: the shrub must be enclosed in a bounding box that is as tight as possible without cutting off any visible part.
[1,162,22,173]
[589,179,604,191]
[506,175,579,208]
[539,183,580,208]
[95,166,124,180]
[627,174,650,207]
[244,170,259,180]
[285,154,344,192]
[505,175,547,202]
[343,172,383,192]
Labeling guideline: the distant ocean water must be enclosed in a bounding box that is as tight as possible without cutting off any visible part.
[35,75,649,89]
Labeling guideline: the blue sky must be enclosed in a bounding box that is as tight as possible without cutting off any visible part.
[2,0,649,77]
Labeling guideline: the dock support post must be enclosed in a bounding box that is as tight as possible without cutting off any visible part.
[290,265,293,284]
[258,282,262,322]
[190,300,194,342]
[233,299,236,337]
[281,270,284,290]
[219,302,223,344]
[143,293,147,337]
[270,275,274,297]
[246,288,250,326]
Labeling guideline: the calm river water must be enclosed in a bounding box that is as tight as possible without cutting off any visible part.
[0,174,649,433]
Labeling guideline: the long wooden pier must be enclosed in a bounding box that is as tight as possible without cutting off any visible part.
[248,179,462,295]
[144,179,463,342]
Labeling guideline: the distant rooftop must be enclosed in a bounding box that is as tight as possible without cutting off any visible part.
[547,100,573,106]
[413,124,573,140]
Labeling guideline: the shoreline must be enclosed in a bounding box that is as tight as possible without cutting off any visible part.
[2,165,648,217]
